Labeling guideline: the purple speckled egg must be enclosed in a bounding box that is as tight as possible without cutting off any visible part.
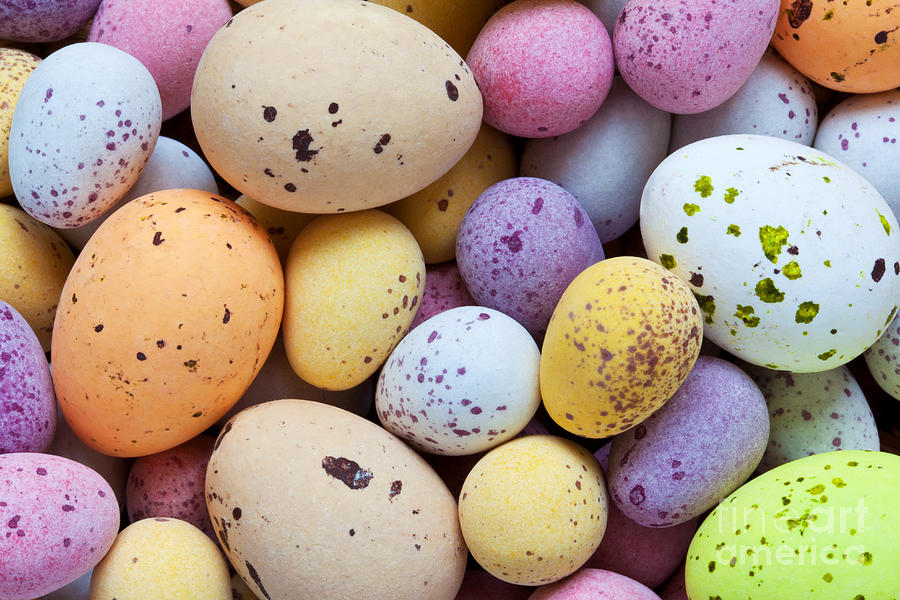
[0,300,56,453]
[607,356,769,527]
[409,262,476,331]
[466,0,614,137]
[613,0,779,114]
[0,452,120,600]
[0,0,101,43]
[125,435,216,540]
[9,42,161,228]
[376,306,541,455]
[529,568,661,599]
[456,177,604,337]
[456,569,534,599]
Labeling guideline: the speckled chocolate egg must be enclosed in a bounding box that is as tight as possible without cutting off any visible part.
[1,47,41,199]
[206,399,467,600]
[409,262,476,330]
[9,42,162,228]
[0,203,75,351]
[51,189,284,457]
[686,450,900,600]
[641,134,900,372]
[90,517,231,600]
[520,77,671,243]
[234,194,314,264]
[456,177,604,338]
[385,123,517,264]
[529,568,662,600]
[613,0,779,114]
[865,311,900,401]
[540,256,703,438]
[458,435,607,586]
[669,52,818,152]
[192,0,482,213]
[607,357,769,527]
[377,306,541,455]
[772,0,900,92]
[0,452,120,600]
[739,363,880,472]
[283,210,424,391]
[0,300,56,453]
[0,0,101,42]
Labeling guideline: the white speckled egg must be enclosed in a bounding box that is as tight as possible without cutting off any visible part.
[864,311,900,402]
[641,134,900,372]
[9,42,161,228]
[376,306,541,456]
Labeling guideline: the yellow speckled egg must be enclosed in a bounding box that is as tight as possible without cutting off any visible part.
[0,203,74,351]
[90,517,231,600]
[772,0,900,92]
[540,256,702,438]
[235,194,315,263]
[283,209,424,390]
[384,123,517,264]
[1,47,40,198]
[52,189,284,457]
[458,434,608,586]
[192,0,483,214]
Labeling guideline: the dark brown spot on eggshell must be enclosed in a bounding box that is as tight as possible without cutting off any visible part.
[445,80,459,101]
[292,130,318,162]
[389,480,402,501]
[322,456,374,489]
[872,258,886,282]
[245,560,272,600]
[262,106,277,122]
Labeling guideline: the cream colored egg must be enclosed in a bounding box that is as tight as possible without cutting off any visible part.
[283,209,425,390]
[0,47,41,198]
[90,517,231,600]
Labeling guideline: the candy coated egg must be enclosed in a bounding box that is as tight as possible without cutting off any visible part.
[409,262,475,330]
[459,435,608,585]
[540,256,703,438]
[90,517,231,600]
[207,399,467,600]
[641,134,900,372]
[0,0,101,42]
[192,0,482,213]
[467,0,613,137]
[52,189,284,457]
[0,203,75,351]
[864,311,900,401]
[0,300,56,453]
[0,453,120,600]
[686,450,900,600]
[234,194,314,264]
[613,0,779,114]
[283,210,424,391]
[1,47,41,198]
[529,568,661,599]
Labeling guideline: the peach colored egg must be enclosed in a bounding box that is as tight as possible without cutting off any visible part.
[0,47,41,198]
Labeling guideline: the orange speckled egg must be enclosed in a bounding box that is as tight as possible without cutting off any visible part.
[540,256,702,438]
[772,0,900,92]
[52,189,283,457]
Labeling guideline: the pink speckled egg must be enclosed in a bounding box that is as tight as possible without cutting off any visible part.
[409,262,476,330]
[456,177,604,337]
[0,453,120,600]
[457,570,533,599]
[529,568,661,599]
[466,0,613,137]
[125,435,216,541]
[0,300,56,453]
[88,0,234,120]
[0,0,101,43]
[613,0,779,114]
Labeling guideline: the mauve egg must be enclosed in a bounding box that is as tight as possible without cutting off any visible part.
[409,262,476,331]
[0,0,101,43]
[529,568,661,599]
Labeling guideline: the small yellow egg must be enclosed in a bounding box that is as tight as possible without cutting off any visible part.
[235,193,315,263]
[540,256,702,438]
[0,47,41,198]
[458,435,608,586]
[90,517,231,600]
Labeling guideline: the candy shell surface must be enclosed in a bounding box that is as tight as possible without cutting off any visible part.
[0,47,41,198]
[529,568,661,599]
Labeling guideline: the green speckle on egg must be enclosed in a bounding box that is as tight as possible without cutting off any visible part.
[782,261,802,280]
[885,306,897,326]
[823,176,831,183]
[859,552,873,566]
[823,572,834,583]
[759,225,789,263]
[727,224,741,237]
[755,278,785,303]
[823,8,834,19]
[765,363,780,369]
[832,477,846,488]
[734,304,760,327]
[818,349,837,361]
[824,260,832,268]
[683,203,700,215]
[693,176,714,197]
[806,483,825,495]
[676,227,688,244]
[659,254,677,269]
[693,292,716,324]
[795,301,819,324]
[724,187,739,204]
[877,210,892,235]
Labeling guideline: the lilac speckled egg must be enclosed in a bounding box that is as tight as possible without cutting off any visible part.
[88,0,234,120]
[739,363,880,472]
[520,77,670,243]
[613,0,779,114]
[8,42,161,228]
[0,0,101,43]
[376,306,541,455]
[456,177,604,337]
[813,90,900,219]
[56,136,218,249]
[529,568,661,599]
[409,262,476,330]
[456,570,534,599]
[865,311,900,401]
[0,300,56,453]
[466,0,614,137]
[125,435,216,540]
[607,356,768,527]
[669,52,818,152]
[0,452,120,600]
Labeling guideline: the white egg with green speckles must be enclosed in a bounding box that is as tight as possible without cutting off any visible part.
[863,311,900,401]
[641,134,900,372]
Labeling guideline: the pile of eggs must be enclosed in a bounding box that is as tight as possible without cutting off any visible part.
[1,0,899,599]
